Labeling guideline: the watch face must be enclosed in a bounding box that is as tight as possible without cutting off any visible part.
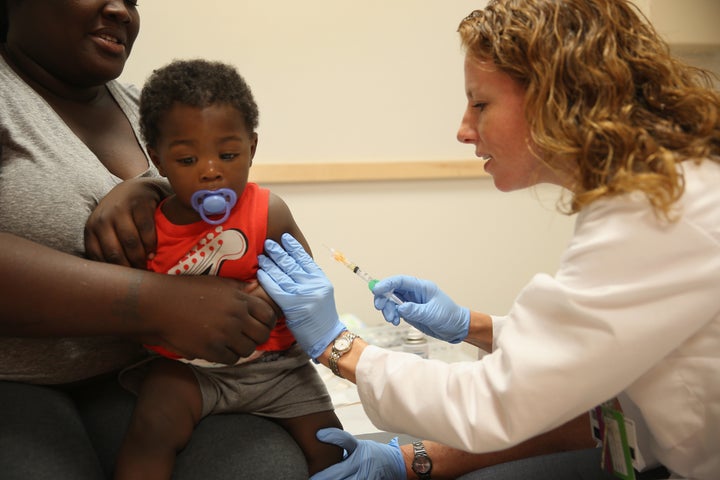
[412,456,431,474]
[334,337,351,352]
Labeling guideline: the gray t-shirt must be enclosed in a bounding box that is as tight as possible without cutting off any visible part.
[0,54,157,384]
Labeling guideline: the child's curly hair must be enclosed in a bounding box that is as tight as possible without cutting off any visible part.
[459,0,720,219]
[140,59,259,149]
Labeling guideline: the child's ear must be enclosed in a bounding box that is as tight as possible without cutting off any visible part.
[147,146,166,176]
[249,132,258,166]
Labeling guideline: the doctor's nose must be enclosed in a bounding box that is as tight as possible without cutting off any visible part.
[457,112,477,145]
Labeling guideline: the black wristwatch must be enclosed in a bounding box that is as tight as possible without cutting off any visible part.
[411,441,432,479]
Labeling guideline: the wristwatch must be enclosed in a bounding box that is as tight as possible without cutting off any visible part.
[411,441,432,479]
[328,331,358,378]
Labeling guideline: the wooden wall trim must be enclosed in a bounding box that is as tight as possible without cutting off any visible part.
[249,160,488,184]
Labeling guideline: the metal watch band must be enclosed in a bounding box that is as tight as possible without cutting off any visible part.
[411,440,433,480]
[328,331,358,378]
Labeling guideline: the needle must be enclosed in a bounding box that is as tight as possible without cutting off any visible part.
[324,245,403,305]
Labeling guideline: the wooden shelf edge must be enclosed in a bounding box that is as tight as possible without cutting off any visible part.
[249,160,488,184]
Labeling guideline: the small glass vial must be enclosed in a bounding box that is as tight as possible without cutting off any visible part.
[402,326,429,359]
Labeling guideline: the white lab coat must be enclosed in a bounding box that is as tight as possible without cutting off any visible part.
[356,159,720,480]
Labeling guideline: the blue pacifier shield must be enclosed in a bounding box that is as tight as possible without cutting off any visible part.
[190,188,238,225]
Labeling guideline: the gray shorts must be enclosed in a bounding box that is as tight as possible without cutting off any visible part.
[121,345,334,418]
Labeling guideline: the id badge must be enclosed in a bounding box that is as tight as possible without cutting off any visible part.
[589,400,637,480]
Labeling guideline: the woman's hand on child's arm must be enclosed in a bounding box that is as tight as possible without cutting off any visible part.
[85,177,170,268]
[1,240,274,365]
[142,274,278,365]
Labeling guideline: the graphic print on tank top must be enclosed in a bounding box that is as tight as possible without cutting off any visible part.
[167,226,248,276]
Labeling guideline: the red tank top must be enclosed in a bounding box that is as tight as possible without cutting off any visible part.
[147,183,294,357]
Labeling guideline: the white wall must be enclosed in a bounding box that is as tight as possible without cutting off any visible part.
[121,1,482,163]
[270,181,574,326]
[647,0,720,45]
[119,1,579,328]
[647,0,720,90]
[118,2,714,329]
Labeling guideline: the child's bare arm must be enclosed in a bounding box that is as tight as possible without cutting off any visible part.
[265,193,312,255]
[257,191,314,319]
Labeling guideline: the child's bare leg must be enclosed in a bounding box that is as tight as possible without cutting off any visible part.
[115,359,203,480]
[275,410,344,475]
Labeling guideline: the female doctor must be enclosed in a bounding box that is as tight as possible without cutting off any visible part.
[257,0,720,479]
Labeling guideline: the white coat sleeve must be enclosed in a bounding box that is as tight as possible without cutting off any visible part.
[355,192,720,453]
[491,315,507,352]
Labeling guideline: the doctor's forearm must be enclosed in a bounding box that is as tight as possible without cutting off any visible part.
[399,414,596,479]
[462,311,494,352]
[317,312,494,383]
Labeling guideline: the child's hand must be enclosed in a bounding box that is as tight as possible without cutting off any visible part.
[242,280,284,320]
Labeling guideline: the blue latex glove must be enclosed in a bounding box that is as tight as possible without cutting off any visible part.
[310,428,405,480]
[257,233,346,359]
[373,275,470,344]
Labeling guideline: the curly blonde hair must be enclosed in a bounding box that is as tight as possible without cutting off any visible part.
[459,0,720,219]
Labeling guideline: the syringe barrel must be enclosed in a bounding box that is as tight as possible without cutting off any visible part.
[352,266,374,283]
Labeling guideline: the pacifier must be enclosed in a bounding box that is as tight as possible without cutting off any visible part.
[190,188,238,225]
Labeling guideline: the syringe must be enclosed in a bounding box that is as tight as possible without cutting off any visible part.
[325,246,403,305]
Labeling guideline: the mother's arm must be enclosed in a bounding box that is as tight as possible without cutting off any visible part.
[1,232,276,365]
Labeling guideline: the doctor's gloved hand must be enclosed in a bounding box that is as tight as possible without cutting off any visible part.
[310,428,405,480]
[257,234,345,359]
[373,275,470,344]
